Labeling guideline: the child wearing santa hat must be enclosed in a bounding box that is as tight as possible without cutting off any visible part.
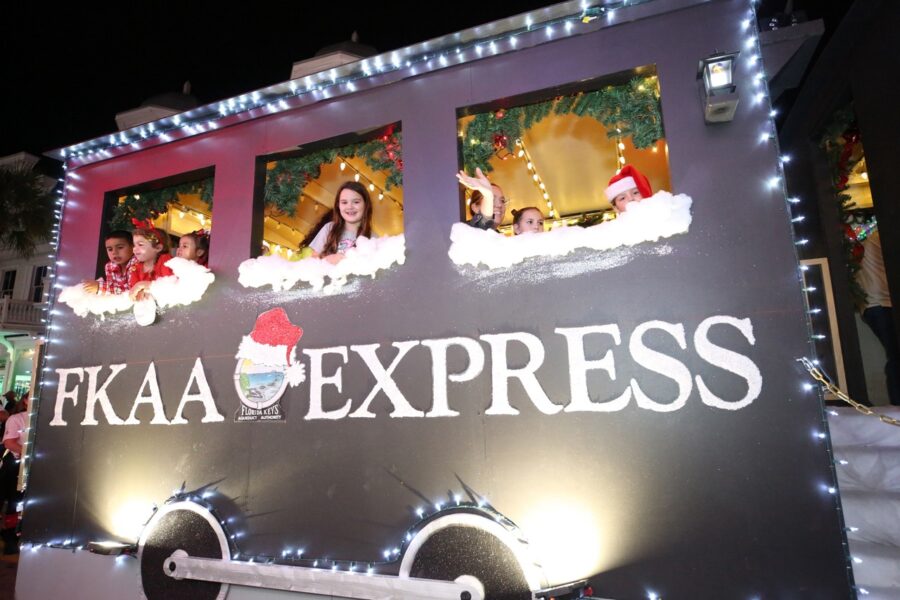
[605,164,653,213]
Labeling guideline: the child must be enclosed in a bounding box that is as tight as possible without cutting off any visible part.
[176,229,210,266]
[309,181,373,265]
[128,219,174,300]
[457,168,507,230]
[512,207,546,235]
[605,164,653,214]
[82,230,137,294]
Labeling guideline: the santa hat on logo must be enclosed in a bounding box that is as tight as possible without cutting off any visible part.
[604,164,653,202]
[236,308,306,386]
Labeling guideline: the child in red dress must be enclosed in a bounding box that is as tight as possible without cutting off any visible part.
[128,219,174,300]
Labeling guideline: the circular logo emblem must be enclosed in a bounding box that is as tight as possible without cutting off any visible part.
[233,358,289,410]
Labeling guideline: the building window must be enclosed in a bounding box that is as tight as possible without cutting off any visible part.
[1,270,16,299]
[31,265,49,303]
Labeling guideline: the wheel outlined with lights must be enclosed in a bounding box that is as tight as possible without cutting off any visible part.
[399,511,545,600]
[137,501,230,600]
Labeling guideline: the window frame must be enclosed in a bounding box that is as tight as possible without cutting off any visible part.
[1,269,16,299]
[31,265,49,303]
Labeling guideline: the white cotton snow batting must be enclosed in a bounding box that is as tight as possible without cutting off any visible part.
[58,256,215,320]
[58,284,133,318]
[133,298,157,327]
[448,191,693,269]
[237,234,406,292]
[148,257,216,308]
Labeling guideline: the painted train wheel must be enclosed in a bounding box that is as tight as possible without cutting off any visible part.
[400,513,543,600]
[138,501,230,600]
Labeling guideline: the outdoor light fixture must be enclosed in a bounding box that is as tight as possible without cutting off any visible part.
[87,540,137,556]
[534,579,590,599]
[698,51,740,123]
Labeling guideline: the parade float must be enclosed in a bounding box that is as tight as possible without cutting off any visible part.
[19,1,853,598]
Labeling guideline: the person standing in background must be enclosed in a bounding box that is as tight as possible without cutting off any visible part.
[856,228,899,405]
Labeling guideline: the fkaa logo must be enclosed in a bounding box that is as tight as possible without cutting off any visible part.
[233,308,306,422]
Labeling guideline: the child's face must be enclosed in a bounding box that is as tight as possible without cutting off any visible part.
[613,187,643,213]
[176,236,199,261]
[513,209,545,235]
[338,188,366,225]
[491,185,506,217]
[132,234,162,264]
[105,237,133,266]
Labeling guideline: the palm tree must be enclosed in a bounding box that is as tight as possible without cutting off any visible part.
[0,164,55,258]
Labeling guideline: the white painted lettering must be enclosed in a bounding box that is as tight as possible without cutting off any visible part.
[349,341,423,418]
[81,365,126,426]
[694,316,762,410]
[556,325,631,412]
[422,337,485,418]
[50,368,84,426]
[481,332,561,416]
[171,358,224,424]
[124,362,170,425]
[303,346,352,420]
[629,321,693,413]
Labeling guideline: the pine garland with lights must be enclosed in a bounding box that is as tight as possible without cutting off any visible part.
[265,133,403,216]
[109,178,214,230]
[462,77,663,174]
[266,149,339,216]
[819,105,867,306]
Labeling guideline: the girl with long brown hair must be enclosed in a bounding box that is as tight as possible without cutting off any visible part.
[309,181,373,265]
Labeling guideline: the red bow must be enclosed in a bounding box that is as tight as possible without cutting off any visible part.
[131,217,156,230]
[131,217,163,243]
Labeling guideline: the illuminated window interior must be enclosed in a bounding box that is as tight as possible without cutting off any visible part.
[261,128,404,259]
[844,157,871,209]
[457,69,671,234]
[108,177,213,250]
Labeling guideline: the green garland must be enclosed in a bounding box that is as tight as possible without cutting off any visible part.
[109,178,214,230]
[265,133,403,216]
[461,77,664,174]
[818,104,867,307]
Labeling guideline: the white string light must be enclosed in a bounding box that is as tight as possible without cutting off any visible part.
[333,155,403,212]
[514,138,556,219]
[742,9,852,576]
[60,3,653,163]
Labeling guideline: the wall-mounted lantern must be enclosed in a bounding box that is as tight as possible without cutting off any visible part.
[698,52,740,123]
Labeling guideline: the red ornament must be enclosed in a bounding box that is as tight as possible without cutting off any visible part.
[493,133,509,149]
[495,109,506,119]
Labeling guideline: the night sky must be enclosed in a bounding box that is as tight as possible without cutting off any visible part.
[2,1,851,160]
